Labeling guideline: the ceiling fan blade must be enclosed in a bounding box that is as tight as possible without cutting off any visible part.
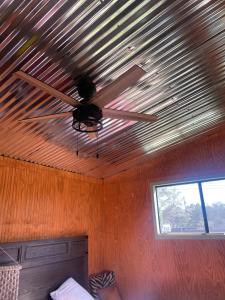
[91,65,146,108]
[102,108,157,122]
[19,111,73,123]
[14,71,80,107]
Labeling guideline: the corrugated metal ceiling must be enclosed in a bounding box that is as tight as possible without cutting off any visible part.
[1,0,225,177]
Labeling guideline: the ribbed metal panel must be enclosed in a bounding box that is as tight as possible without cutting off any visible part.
[1,0,225,177]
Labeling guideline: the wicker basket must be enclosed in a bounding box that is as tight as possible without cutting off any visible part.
[0,265,22,300]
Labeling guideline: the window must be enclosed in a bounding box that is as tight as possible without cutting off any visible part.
[153,178,225,238]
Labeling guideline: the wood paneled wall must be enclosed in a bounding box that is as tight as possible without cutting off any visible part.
[0,156,103,273]
[102,127,225,300]
[2,126,225,299]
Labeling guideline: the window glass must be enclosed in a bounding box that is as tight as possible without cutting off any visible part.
[156,183,205,234]
[202,180,225,232]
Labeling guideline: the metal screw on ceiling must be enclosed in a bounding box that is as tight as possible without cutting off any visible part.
[127,45,135,52]
[140,58,151,67]
[172,96,178,102]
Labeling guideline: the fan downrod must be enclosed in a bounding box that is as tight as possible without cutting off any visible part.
[77,76,96,101]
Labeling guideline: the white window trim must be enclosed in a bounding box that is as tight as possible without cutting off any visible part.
[151,176,225,240]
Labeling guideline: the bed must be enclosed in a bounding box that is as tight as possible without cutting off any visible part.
[0,235,88,300]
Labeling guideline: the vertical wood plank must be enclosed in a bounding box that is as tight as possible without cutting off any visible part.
[0,156,103,273]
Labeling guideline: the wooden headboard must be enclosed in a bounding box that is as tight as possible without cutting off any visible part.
[0,236,88,300]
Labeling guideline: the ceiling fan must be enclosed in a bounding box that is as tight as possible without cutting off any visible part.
[14,65,157,139]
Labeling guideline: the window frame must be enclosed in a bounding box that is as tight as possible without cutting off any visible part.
[152,177,225,239]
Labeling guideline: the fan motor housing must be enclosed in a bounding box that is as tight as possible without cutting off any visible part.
[72,104,103,132]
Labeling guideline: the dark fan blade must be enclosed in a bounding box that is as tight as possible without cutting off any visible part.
[14,71,80,107]
[19,111,73,122]
[90,65,146,108]
[102,108,157,122]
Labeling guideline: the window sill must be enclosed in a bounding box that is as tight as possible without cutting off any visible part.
[156,233,225,240]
